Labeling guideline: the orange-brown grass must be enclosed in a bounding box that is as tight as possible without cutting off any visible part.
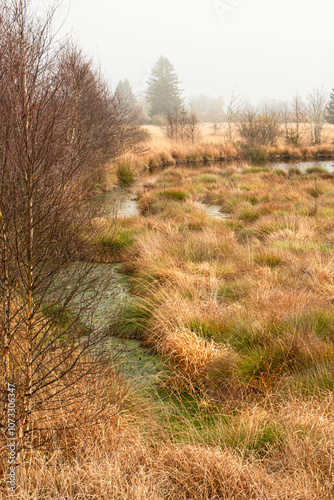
[139,123,334,168]
[0,422,289,499]
[4,155,334,497]
[116,164,334,395]
[48,160,334,500]
[5,393,334,499]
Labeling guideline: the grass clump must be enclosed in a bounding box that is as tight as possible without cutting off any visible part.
[288,166,302,175]
[116,161,137,187]
[186,317,228,340]
[305,166,327,174]
[115,299,153,339]
[159,188,189,200]
[217,280,251,303]
[225,420,282,458]
[98,229,135,257]
[254,251,282,268]
[236,203,263,222]
[242,146,269,163]
[241,166,270,174]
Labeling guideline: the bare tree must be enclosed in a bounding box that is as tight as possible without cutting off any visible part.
[281,94,305,146]
[238,107,280,147]
[0,0,133,467]
[225,88,242,143]
[185,111,201,144]
[165,108,201,144]
[57,44,149,181]
[305,87,328,144]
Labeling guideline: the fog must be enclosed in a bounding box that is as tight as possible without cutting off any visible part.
[51,0,334,104]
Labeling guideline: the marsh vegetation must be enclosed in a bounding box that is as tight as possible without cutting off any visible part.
[1,2,334,499]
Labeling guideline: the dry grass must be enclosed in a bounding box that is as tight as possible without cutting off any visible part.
[103,161,334,497]
[4,158,334,499]
[139,123,334,168]
[4,395,333,499]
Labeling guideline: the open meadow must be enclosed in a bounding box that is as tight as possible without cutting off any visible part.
[139,123,334,168]
[72,158,334,499]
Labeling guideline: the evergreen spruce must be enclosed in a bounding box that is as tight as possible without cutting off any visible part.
[115,79,137,107]
[146,56,183,117]
[326,88,334,124]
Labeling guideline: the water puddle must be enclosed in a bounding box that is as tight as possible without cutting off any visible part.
[46,263,130,331]
[104,337,166,389]
[93,189,139,218]
[272,160,334,173]
[47,262,166,389]
[198,203,230,219]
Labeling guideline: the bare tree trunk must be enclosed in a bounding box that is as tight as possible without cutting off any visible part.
[0,209,10,436]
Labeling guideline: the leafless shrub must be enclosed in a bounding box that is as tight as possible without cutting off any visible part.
[166,108,201,144]
[0,0,136,463]
[305,87,328,144]
[239,109,280,147]
[281,94,306,146]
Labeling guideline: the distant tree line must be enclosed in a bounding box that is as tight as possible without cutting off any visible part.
[140,55,334,147]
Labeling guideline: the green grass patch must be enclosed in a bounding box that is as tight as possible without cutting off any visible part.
[283,362,334,396]
[98,229,135,253]
[195,174,220,184]
[305,166,327,174]
[217,280,251,303]
[270,239,331,255]
[158,188,189,200]
[116,162,137,188]
[293,310,334,343]
[242,167,270,174]
[186,317,228,340]
[225,420,282,458]
[288,166,302,176]
[114,299,153,339]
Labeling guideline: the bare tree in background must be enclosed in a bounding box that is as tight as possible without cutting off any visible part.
[0,0,139,466]
[305,87,328,144]
[57,44,149,183]
[281,94,306,146]
[239,107,280,147]
[226,89,242,143]
[166,108,201,144]
[185,112,201,144]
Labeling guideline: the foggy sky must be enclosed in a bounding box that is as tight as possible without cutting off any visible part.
[52,0,334,105]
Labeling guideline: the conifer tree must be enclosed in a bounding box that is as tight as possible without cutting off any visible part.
[326,88,334,124]
[115,79,137,107]
[146,56,183,117]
